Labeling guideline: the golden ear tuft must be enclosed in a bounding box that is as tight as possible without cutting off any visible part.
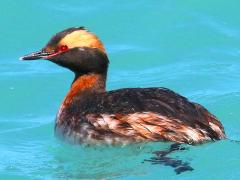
[59,30,106,53]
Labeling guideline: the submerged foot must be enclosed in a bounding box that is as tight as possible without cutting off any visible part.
[144,143,194,174]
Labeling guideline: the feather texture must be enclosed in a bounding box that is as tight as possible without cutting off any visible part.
[56,87,226,145]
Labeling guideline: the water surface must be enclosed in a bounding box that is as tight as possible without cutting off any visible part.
[1,1,240,179]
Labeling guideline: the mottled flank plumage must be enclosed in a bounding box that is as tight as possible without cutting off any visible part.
[21,27,226,145]
[56,86,225,145]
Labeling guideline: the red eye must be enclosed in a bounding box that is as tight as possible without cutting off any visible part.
[60,45,68,51]
[55,45,68,53]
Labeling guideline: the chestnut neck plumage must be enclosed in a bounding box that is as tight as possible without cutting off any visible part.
[66,72,106,107]
[71,72,107,94]
[57,72,106,124]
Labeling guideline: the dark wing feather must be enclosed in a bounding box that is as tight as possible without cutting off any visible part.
[66,88,225,143]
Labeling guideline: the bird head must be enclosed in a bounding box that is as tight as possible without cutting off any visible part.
[20,27,109,75]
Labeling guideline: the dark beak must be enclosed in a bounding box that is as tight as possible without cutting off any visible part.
[20,50,51,60]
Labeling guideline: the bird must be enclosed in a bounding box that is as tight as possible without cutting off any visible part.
[20,27,226,145]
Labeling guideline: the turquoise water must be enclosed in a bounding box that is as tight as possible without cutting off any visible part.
[1,0,240,179]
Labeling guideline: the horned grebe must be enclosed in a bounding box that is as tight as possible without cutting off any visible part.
[20,27,226,145]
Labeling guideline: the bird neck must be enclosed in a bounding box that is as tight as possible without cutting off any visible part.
[64,72,106,106]
[57,72,106,124]
[72,72,107,93]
